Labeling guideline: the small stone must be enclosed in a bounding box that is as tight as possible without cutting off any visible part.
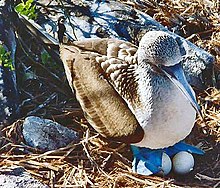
[0,166,49,188]
[23,116,79,151]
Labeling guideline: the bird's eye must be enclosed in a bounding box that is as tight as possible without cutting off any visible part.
[160,65,176,79]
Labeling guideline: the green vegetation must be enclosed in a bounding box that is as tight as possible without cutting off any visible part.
[0,45,14,71]
[41,51,53,66]
[15,0,37,20]
[41,51,61,70]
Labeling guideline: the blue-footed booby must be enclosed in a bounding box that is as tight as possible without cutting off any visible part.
[60,31,204,175]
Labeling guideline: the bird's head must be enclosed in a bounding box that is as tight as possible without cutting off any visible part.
[138,31,202,117]
[138,31,182,67]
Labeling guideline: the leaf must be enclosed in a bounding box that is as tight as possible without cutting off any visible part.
[15,3,24,12]
[0,45,5,54]
[15,0,37,20]
[0,45,14,71]
[41,52,51,65]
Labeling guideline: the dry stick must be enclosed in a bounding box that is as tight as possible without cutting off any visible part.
[3,157,62,172]
[213,181,220,188]
[0,136,40,155]
[99,149,131,166]
[11,143,41,153]
[147,180,174,188]
[61,146,77,159]
[17,36,61,81]
[0,154,86,161]
[54,185,81,188]
[0,142,12,153]
[2,159,38,170]
[81,142,107,175]
[62,167,77,187]
[27,92,57,116]
[109,143,131,165]
[196,173,220,181]
[121,169,169,183]
[26,169,45,178]
[52,109,84,119]
[16,36,71,96]
[82,169,94,186]
[80,131,111,179]
[121,173,157,185]
[30,160,61,171]
[14,135,97,164]
[50,170,56,188]
[19,144,79,162]
[57,0,78,41]
[0,144,80,169]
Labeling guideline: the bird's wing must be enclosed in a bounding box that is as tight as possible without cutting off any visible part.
[60,38,144,143]
[96,39,142,109]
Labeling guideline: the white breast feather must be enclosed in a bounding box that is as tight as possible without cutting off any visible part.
[132,66,196,149]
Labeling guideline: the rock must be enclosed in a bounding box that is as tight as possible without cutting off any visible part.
[22,116,79,151]
[0,167,49,188]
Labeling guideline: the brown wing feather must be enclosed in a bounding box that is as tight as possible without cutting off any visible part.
[96,39,141,109]
[60,42,144,143]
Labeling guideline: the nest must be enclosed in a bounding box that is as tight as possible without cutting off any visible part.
[0,0,219,187]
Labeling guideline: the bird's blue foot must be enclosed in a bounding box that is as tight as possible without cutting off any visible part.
[131,145,163,175]
[164,141,205,157]
[131,141,204,176]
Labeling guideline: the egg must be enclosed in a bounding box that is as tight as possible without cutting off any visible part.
[159,152,172,175]
[172,151,195,174]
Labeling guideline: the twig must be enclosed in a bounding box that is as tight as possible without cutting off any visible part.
[16,36,71,95]
[81,135,111,179]
[196,173,220,181]
[214,181,220,188]
[27,92,57,115]
[57,0,78,41]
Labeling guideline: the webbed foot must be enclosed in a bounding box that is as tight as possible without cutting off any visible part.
[131,141,204,176]
[164,141,205,157]
[131,145,164,175]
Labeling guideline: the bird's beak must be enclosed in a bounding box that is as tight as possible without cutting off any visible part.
[160,63,202,117]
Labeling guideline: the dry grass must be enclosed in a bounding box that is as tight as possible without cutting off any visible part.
[0,0,219,187]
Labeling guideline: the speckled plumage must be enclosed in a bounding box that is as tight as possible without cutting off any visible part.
[60,31,196,149]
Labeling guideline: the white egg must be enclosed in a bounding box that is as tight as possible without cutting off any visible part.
[159,152,172,175]
[172,151,195,174]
